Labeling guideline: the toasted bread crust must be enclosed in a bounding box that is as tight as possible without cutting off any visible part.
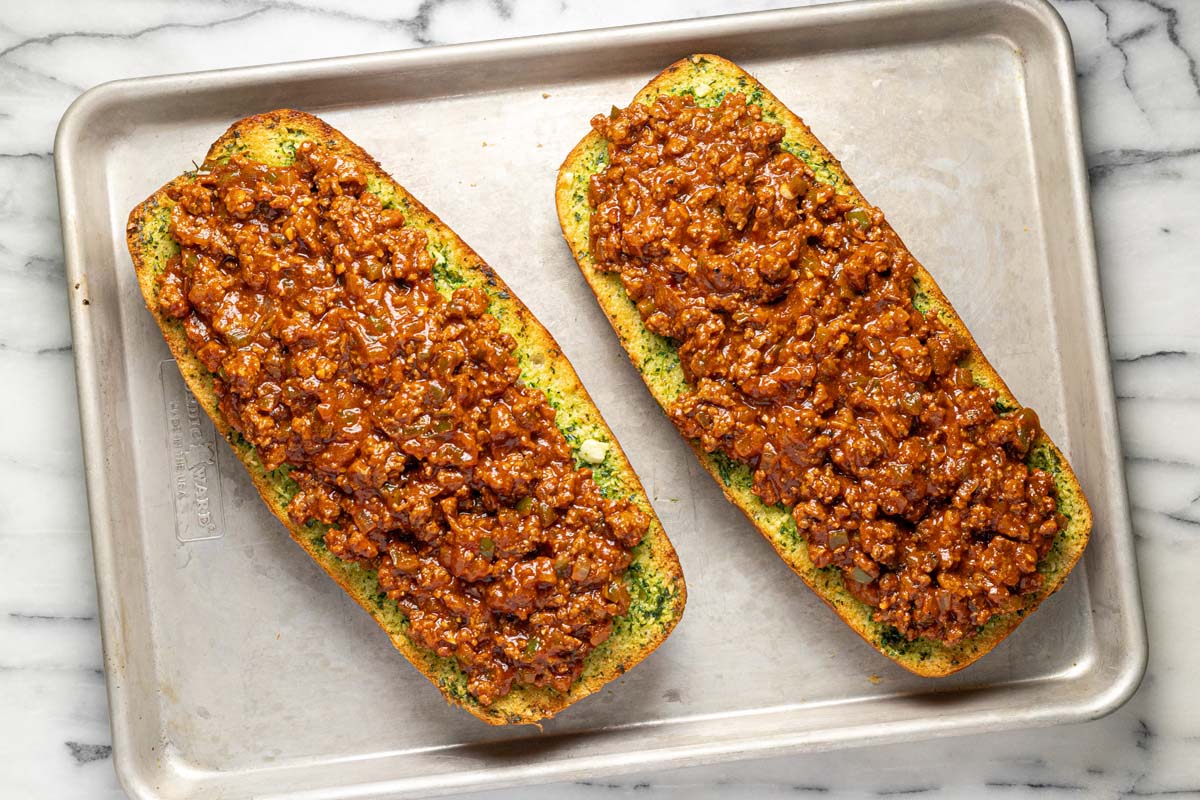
[127,109,685,724]
[555,55,1091,677]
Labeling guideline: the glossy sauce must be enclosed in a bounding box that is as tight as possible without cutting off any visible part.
[160,141,647,703]
[589,95,1062,644]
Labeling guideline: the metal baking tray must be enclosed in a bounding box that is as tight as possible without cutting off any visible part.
[55,0,1146,797]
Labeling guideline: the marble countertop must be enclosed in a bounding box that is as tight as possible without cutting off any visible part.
[2,0,1197,797]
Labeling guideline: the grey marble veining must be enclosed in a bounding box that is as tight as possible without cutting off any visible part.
[0,0,1197,798]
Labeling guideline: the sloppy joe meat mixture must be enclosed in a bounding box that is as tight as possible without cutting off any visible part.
[589,94,1063,645]
[159,140,649,704]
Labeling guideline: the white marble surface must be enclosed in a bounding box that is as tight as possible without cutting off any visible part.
[1,0,1197,797]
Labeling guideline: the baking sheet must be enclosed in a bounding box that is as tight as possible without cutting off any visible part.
[54,0,1146,798]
